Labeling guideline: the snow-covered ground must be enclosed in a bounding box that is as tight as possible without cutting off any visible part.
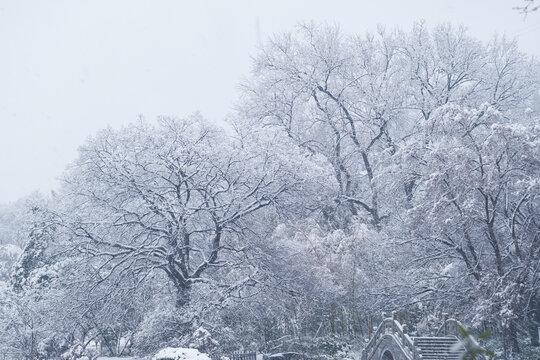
[152,348,212,360]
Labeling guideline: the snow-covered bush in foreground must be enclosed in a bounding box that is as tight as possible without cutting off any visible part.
[188,327,220,355]
[61,341,98,360]
[153,348,211,360]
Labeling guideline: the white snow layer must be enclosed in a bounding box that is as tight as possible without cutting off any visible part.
[153,348,212,360]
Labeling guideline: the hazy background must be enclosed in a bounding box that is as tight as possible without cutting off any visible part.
[1,0,539,204]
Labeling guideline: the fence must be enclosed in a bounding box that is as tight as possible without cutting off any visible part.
[227,351,257,360]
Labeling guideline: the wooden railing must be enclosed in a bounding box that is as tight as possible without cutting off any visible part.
[361,315,415,360]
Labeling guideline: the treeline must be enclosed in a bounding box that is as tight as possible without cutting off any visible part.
[0,23,539,360]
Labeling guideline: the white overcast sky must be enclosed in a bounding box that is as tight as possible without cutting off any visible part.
[0,0,539,204]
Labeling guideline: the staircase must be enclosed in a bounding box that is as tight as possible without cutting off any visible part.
[413,336,462,360]
[361,316,466,360]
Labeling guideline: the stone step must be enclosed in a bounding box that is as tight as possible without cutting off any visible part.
[417,351,462,355]
[414,338,458,343]
[412,336,463,360]
[418,348,457,351]
[416,340,457,344]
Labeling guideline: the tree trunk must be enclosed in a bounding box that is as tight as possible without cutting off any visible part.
[529,322,539,347]
[530,295,540,347]
[506,320,520,355]
[176,285,191,309]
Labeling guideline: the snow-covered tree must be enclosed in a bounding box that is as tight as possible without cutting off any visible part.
[1,21,538,359]
[49,114,330,348]
[400,104,540,354]
[241,23,410,228]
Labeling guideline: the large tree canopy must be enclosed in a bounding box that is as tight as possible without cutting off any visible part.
[1,23,539,359]
[57,115,331,309]
[241,23,538,230]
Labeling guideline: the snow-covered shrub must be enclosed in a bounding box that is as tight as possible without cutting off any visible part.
[152,347,212,360]
[518,346,540,360]
[61,340,98,360]
[36,336,70,360]
[187,327,220,355]
[133,301,191,354]
[317,335,349,356]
